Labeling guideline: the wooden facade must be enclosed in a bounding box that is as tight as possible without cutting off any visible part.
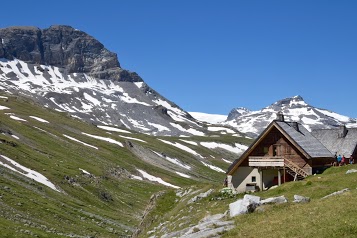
[227,119,334,193]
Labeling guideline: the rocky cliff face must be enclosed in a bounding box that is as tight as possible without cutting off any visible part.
[0,25,141,82]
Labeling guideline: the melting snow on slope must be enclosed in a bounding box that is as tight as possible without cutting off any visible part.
[153,151,191,170]
[63,134,99,150]
[158,139,203,158]
[79,168,91,175]
[0,154,60,192]
[9,115,27,122]
[222,158,232,164]
[82,132,123,147]
[120,93,151,106]
[207,126,235,134]
[97,125,132,134]
[200,161,225,173]
[0,105,9,110]
[83,92,101,106]
[134,82,144,88]
[11,134,19,140]
[175,171,191,178]
[147,122,170,132]
[200,142,247,154]
[170,123,205,136]
[136,169,180,189]
[29,116,49,123]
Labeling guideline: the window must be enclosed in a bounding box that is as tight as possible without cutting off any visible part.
[263,147,268,153]
[251,176,256,183]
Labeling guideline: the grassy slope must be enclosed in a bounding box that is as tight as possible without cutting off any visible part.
[141,164,357,238]
[0,94,248,237]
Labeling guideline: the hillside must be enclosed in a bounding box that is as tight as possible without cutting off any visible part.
[139,164,357,238]
[0,93,250,237]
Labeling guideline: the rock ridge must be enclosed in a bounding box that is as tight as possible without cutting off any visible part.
[0,25,141,82]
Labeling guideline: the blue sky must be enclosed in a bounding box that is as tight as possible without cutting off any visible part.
[1,1,357,117]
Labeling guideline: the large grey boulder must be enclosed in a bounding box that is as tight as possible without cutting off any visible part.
[229,194,261,217]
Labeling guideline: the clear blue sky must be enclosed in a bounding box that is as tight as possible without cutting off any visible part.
[1,1,357,117]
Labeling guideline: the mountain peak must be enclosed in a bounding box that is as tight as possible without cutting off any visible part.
[0,25,142,82]
[227,107,251,121]
[269,95,307,110]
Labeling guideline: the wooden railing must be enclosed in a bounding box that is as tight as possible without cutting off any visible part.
[283,158,310,178]
[249,156,284,167]
[248,156,310,180]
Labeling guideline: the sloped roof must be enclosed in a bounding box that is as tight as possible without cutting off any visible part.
[227,120,333,174]
[275,121,333,158]
[311,127,357,157]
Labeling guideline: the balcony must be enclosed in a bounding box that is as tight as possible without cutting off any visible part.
[248,156,284,167]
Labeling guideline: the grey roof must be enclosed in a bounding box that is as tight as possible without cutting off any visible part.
[275,121,333,158]
[311,127,357,157]
[227,120,334,174]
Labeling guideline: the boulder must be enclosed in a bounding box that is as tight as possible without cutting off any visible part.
[188,189,214,204]
[346,169,357,174]
[260,195,288,205]
[321,188,350,199]
[229,194,261,217]
[293,195,310,203]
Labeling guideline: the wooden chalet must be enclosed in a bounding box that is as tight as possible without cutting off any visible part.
[226,114,334,194]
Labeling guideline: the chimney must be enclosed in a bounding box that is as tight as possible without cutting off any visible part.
[276,112,284,122]
[292,122,299,132]
[338,125,348,138]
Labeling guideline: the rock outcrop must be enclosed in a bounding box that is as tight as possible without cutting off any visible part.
[0,25,141,82]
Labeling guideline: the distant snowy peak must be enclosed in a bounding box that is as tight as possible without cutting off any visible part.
[227,107,251,121]
[267,95,308,110]
[225,95,357,137]
[189,112,227,124]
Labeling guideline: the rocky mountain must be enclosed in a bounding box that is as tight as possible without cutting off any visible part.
[0,25,210,136]
[224,95,357,137]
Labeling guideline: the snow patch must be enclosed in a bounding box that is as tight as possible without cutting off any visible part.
[79,168,91,175]
[200,142,247,154]
[158,139,203,158]
[29,116,49,123]
[137,169,180,189]
[175,171,191,178]
[0,154,60,192]
[63,134,99,150]
[97,125,132,133]
[10,115,27,121]
[200,161,225,173]
[0,105,10,110]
